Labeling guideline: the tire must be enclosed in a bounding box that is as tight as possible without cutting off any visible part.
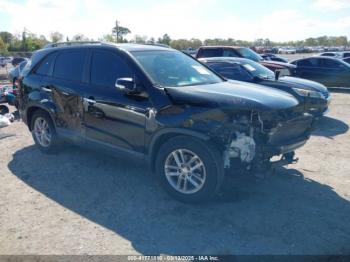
[155,136,224,203]
[30,110,60,154]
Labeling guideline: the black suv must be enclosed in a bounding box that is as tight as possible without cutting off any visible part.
[19,42,314,203]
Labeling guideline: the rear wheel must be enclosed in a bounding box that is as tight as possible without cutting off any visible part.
[155,136,224,203]
[31,110,60,153]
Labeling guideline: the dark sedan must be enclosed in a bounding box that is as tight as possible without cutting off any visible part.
[195,46,296,76]
[200,57,330,116]
[343,57,350,65]
[291,57,350,87]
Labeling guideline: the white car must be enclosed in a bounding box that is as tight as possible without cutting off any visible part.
[278,47,296,54]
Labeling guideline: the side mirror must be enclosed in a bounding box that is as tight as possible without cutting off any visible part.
[115,78,140,95]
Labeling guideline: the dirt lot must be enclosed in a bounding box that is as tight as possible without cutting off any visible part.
[0,65,350,255]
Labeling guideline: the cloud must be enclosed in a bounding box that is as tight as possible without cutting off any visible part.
[0,0,350,42]
[313,0,350,11]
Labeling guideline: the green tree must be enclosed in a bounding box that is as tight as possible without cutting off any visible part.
[71,34,89,41]
[50,31,64,43]
[0,31,13,45]
[0,37,7,53]
[112,20,131,43]
[158,34,171,46]
[100,34,118,43]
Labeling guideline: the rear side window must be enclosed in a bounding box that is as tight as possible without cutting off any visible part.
[90,50,133,87]
[35,53,55,76]
[321,59,343,69]
[53,50,86,82]
[297,58,320,67]
[197,48,223,58]
[223,49,239,57]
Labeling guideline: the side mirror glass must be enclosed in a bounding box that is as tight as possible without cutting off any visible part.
[115,78,140,95]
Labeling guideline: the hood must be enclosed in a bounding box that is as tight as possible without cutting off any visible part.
[278,76,328,93]
[259,60,297,69]
[164,80,299,111]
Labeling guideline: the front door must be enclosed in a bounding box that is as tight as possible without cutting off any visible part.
[82,49,151,154]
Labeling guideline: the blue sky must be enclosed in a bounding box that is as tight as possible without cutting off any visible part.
[0,0,350,41]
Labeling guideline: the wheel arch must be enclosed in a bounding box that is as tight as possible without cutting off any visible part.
[147,128,211,171]
[26,104,56,131]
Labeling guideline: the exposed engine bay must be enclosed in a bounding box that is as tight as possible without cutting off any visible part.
[221,108,314,169]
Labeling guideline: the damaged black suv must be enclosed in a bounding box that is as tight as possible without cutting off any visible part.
[18,42,314,203]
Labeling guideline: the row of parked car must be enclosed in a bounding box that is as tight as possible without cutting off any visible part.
[7,41,345,202]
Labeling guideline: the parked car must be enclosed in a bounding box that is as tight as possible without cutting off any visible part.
[200,57,330,116]
[343,57,350,65]
[261,53,288,63]
[278,47,296,54]
[291,57,350,87]
[320,51,350,59]
[19,42,314,203]
[11,57,27,67]
[195,46,296,75]
[9,60,28,84]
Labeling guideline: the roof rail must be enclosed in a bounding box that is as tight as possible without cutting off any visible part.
[144,43,171,48]
[44,41,103,49]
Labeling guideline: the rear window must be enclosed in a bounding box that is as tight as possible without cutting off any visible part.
[197,48,223,58]
[321,53,335,57]
[321,59,343,69]
[53,50,86,82]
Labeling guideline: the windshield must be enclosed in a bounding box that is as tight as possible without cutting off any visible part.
[236,48,263,62]
[131,50,222,87]
[240,59,275,79]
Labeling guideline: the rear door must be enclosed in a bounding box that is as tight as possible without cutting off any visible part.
[43,49,88,136]
[319,58,350,87]
[82,49,151,154]
[294,58,325,83]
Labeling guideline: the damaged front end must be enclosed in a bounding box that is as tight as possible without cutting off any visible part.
[219,105,314,172]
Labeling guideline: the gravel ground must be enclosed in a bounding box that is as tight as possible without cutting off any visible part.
[0,65,350,255]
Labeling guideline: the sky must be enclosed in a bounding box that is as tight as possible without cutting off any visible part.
[0,0,350,42]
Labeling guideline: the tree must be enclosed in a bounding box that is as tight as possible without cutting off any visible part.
[158,34,171,46]
[50,31,64,43]
[0,37,6,53]
[147,37,155,44]
[0,31,13,45]
[132,35,148,44]
[71,34,89,41]
[112,20,131,43]
[100,34,118,43]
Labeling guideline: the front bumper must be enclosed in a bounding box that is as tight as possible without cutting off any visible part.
[258,113,314,157]
[261,136,309,156]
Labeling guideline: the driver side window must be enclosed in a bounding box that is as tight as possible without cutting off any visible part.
[90,50,133,88]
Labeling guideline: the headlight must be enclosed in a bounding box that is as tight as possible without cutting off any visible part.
[292,88,324,99]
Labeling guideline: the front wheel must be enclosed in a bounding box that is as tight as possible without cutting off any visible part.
[155,136,224,203]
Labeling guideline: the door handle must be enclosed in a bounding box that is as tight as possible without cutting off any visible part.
[41,86,52,92]
[83,97,96,105]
